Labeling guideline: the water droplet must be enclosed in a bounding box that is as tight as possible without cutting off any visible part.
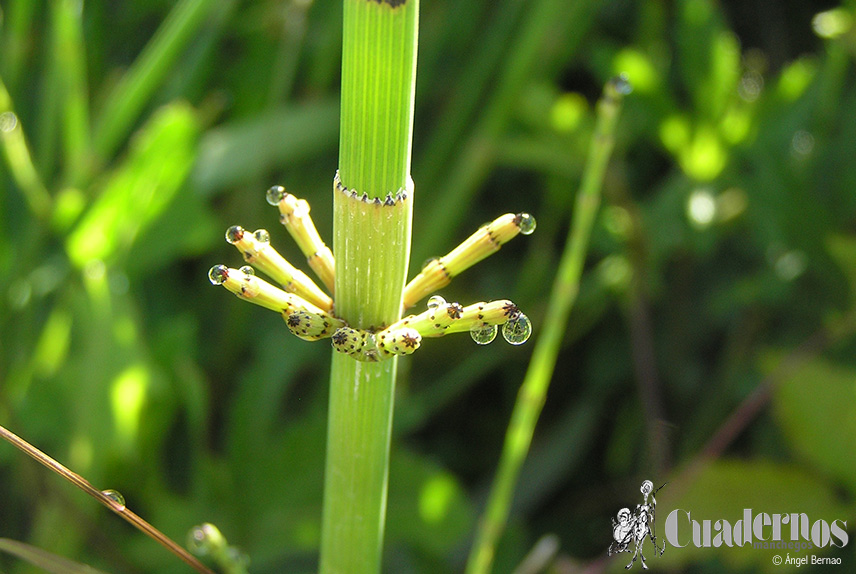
[502,313,531,345]
[427,295,446,309]
[0,111,18,132]
[421,257,439,271]
[610,73,633,95]
[239,265,255,276]
[188,524,215,556]
[738,71,763,102]
[101,489,125,509]
[517,213,536,235]
[266,185,286,205]
[470,324,498,345]
[225,225,244,244]
[208,265,229,285]
[253,229,270,244]
[791,130,814,157]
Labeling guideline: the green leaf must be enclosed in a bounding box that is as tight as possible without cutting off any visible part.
[769,353,856,494]
[66,102,199,268]
[125,182,219,276]
[826,234,856,304]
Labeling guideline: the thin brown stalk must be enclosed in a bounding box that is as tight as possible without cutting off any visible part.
[0,424,215,574]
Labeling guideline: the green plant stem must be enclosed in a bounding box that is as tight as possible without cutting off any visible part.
[320,1,418,573]
[465,78,628,574]
[322,355,397,573]
[337,0,419,195]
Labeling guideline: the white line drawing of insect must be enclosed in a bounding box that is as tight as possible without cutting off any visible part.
[608,480,666,570]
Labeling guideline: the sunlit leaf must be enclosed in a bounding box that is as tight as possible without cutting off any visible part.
[768,353,856,493]
[66,103,199,268]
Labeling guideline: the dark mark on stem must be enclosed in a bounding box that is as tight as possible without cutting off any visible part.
[334,170,408,206]
[367,0,408,7]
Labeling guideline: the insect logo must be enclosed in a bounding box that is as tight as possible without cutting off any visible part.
[608,480,667,570]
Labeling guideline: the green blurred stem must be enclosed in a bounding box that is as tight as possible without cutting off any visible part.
[465,78,628,574]
[0,80,52,219]
[92,0,216,162]
[320,1,418,573]
[1,0,37,93]
[52,0,92,188]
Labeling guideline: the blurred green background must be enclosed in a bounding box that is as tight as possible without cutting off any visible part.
[2,0,855,572]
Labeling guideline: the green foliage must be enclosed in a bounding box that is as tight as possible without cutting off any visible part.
[1,0,856,573]
[770,355,856,493]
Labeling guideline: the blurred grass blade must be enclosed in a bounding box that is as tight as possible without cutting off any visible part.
[0,0,38,92]
[415,0,600,258]
[67,102,199,268]
[0,79,52,219]
[266,0,315,104]
[0,538,110,574]
[51,0,92,188]
[465,77,629,574]
[92,0,217,161]
[417,0,525,191]
[194,99,339,194]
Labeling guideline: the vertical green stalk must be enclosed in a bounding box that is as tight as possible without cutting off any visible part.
[51,0,92,188]
[321,1,418,573]
[465,78,628,574]
[1,0,37,93]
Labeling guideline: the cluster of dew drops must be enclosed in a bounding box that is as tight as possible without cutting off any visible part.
[425,297,532,349]
[461,211,534,346]
[501,213,535,345]
[208,226,269,284]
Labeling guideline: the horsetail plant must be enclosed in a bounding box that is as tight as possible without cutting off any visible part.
[207,0,535,571]
[207,159,536,572]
